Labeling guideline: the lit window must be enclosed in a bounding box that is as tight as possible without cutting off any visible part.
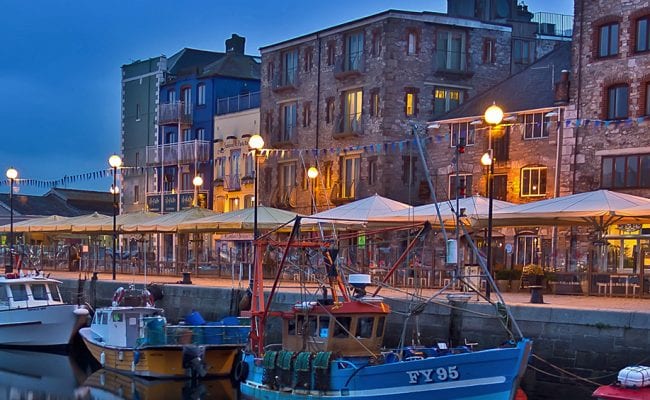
[340,156,360,199]
[343,89,362,133]
[521,167,547,197]
[370,90,380,117]
[434,87,463,116]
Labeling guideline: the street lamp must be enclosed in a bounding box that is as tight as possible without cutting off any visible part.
[248,134,264,287]
[307,166,318,214]
[482,103,503,300]
[192,175,203,207]
[5,167,17,272]
[108,154,122,280]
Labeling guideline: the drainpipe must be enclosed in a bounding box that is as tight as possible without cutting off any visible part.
[316,34,322,150]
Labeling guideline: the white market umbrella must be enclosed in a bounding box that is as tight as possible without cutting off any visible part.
[0,215,70,233]
[121,207,219,233]
[491,190,650,228]
[302,194,411,227]
[177,206,298,232]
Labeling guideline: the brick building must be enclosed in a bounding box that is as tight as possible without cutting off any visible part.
[258,5,568,215]
[562,0,650,273]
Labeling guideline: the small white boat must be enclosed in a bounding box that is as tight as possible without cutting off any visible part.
[0,271,89,348]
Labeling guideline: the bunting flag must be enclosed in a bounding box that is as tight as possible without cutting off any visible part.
[564,116,649,128]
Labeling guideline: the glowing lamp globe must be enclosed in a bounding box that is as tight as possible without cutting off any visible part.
[484,103,504,125]
[108,154,122,168]
[307,167,319,179]
[6,168,17,180]
[249,134,264,150]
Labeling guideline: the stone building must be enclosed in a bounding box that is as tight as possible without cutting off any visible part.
[429,43,571,269]
[562,0,650,274]
[258,4,569,215]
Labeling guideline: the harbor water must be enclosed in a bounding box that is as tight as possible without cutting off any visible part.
[0,336,597,400]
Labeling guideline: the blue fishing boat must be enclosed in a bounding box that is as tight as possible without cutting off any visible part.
[236,218,532,400]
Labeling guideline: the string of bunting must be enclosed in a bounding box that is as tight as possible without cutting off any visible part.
[564,116,650,128]
[0,167,137,188]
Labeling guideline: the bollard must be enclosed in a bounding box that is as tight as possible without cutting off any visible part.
[529,286,544,304]
[181,272,193,285]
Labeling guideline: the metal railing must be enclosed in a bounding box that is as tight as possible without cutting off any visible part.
[533,12,574,38]
[146,140,210,166]
[159,101,192,125]
[336,114,364,135]
[272,72,300,90]
[216,91,260,115]
[224,174,241,191]
[334,53,365,76]
[435,50,468,73]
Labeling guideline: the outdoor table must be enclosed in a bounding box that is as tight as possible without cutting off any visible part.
[608,274,639,297]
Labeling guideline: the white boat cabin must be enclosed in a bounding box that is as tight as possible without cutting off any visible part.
[90,307,164,348]
[0,275,66,311]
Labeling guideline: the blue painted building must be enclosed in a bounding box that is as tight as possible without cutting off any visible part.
[146,34,261,213]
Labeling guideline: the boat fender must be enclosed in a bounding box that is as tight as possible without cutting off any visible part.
[133,350,140,365]
[73,305,89,316]
[112,287,125,306]
[233,360,249,382]
[100,351,106,367]
[131,361,135,372]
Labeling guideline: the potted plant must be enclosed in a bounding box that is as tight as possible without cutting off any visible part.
[521,264,545,287]
[495,269,512,292]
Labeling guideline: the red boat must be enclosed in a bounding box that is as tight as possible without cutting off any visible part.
[593,384,650,400]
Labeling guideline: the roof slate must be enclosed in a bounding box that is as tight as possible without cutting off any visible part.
[438,42,572,121]
[201,52,261,80]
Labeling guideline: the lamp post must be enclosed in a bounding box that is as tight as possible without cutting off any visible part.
[482,103,503,300]
[5,167,17,272]
[109,154,122,280]
[307,166,318,214]
[248,134,264,288]
[192,175,203,207]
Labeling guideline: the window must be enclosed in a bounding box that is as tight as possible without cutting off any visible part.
[182,128,192,141]
[407,29,419,55]
[493,174,507,201]
[449,174,472,199]
[370,89,380,117]
[371,30,381,56]
[340,156,361,199]
[343,89,362,133]
[521,167,547,197]
[493,126,510,162]
[513,39,533,64]
[229,150,241,178]
[637,16,650,52]
[345,31,364,71]
[279,162,297,197]
[167,90,176,103]
[49,284,61,302]
[136,104,141,121]
[267,62,274,82]
[215,157,226,179]
[516,235,539,265]
[402,155,418,184]
[245,153,254,177]
[228,197,240,212]
[450,122,475,146]
[646,82,650,116]
[181,172,191,191]
[0,287,8,309]
[197,83,206,106]
[302,102,311,128]
[333,316,352,338]
[31,284,48,300]
[327,41,336,66]
[282,49,298,85]
[280,102,297,141]
[437,30,467,71]
[523,113,548,139]
[10,284,27,302]
[602,154,650,188]
[304,47,313,72]
[134,185,140,203]
[599,23,619,57]
[181,87,191,114]
[483,38,496,64]
[197,128,205,141]
[326,97,335,124]
[264,112,273,135]
[434,87,463,116]
[607,84,629,120]
[244,194,254,208]
[323,161,333,189]
[405,88,418,117]
[368,158,377,186]
[356,317,374,338]
[376,316,385,337]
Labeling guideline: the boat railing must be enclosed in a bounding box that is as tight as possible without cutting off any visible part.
[143,324,251,346]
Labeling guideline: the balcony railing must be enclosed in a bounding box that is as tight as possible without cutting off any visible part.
[270,185,297,209]
[434,50,470,76]
[335,115,364,137]
[533,12,574,38]
[334,54,365,79]
[216,91,260,115]
[272,72,300,92]
[224,174,241,191]
[159,101,193,125]
[146,140,211,166]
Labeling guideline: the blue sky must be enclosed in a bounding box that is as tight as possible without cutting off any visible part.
[0,0,574,195]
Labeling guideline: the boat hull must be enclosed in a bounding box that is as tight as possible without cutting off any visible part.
[240,339,532,400]
[80,328,242,378]
[0,304,86,348]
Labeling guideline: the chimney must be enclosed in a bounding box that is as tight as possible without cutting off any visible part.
[554,70,570,105]
[226,34,245,55]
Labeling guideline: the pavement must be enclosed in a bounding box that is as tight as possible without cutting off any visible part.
[45,269,650,313]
